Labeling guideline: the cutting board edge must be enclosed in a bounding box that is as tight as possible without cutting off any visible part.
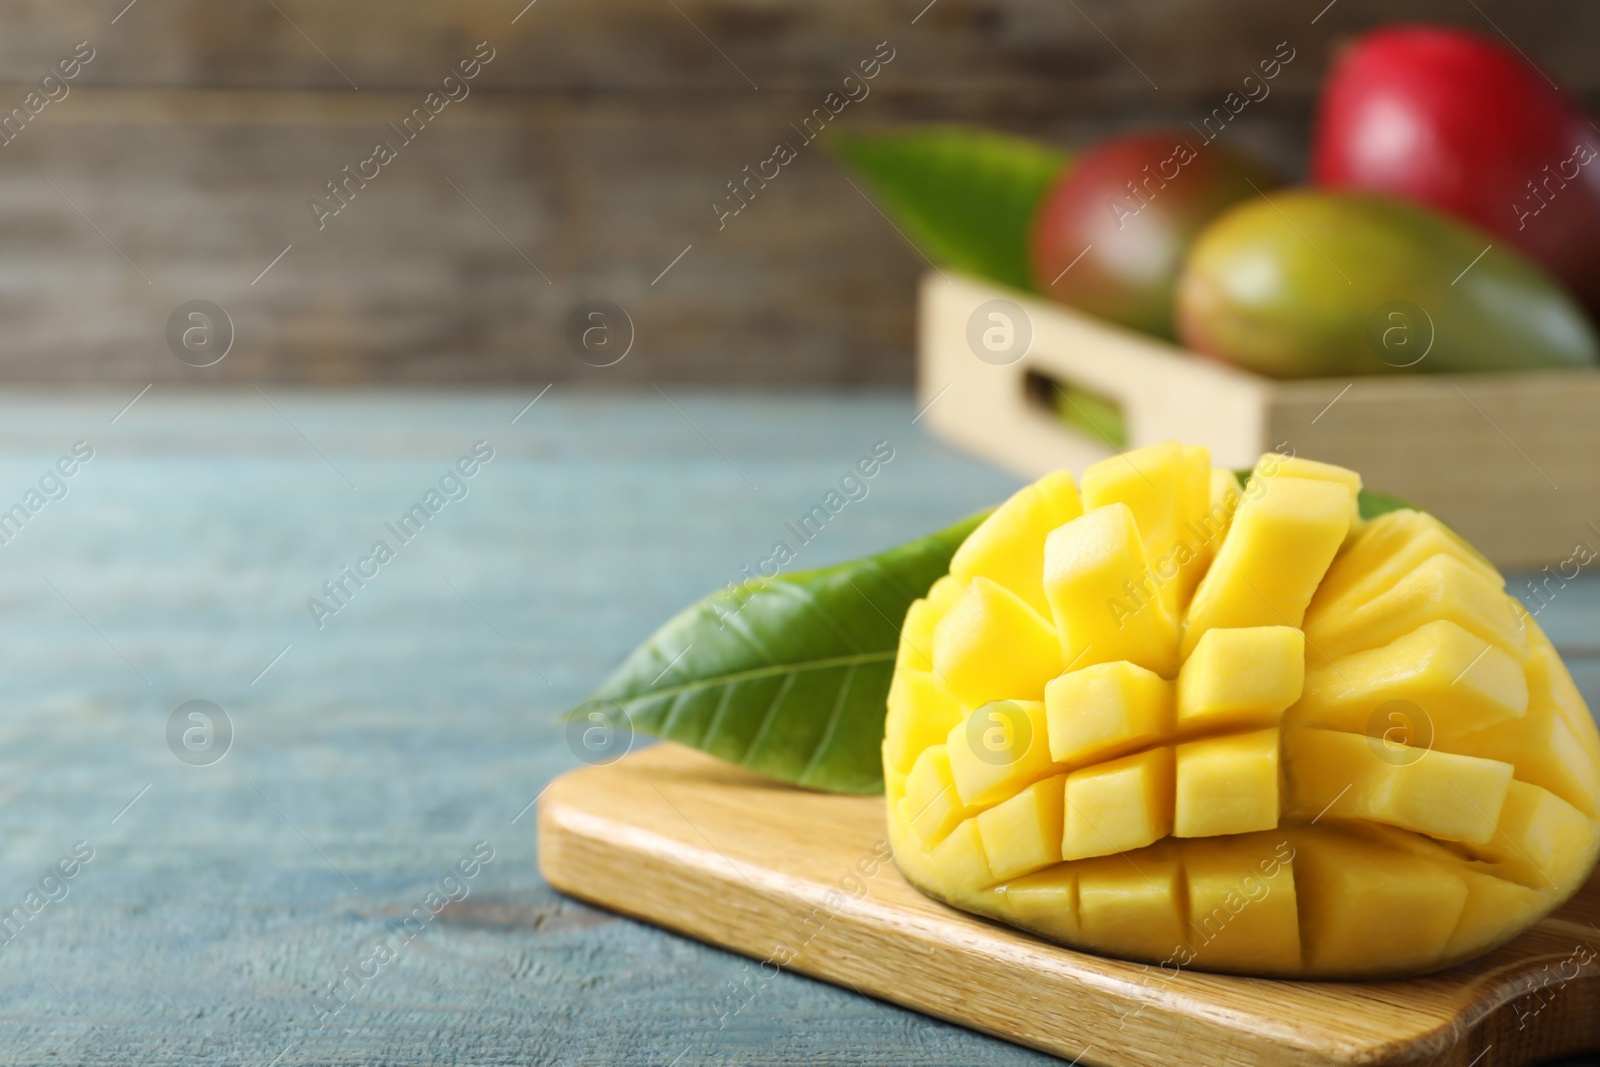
[536,747,1600,1067]
[537,794,1306,1066]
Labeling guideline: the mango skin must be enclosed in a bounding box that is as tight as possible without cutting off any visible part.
[1030,131,1275,340]
[1175,191,1599,378]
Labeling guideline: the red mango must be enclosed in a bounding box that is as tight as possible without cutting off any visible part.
[1312,24,1600,315]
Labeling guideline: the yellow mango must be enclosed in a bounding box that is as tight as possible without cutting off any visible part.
[882,744,907,798]
[1209,468,1242,516]
[1196,468,1243,570]
[1073,844,1187,965]
[1177,626,1304,732]
[899,744,967,848]
[1303,554,1527,663]
[946,700,1057,808]
[1467,780,1596,892]
[1455,709,1600,821]
[1283,727,1512,844]
[1253,452,1363,536]
[1291,619,1528,740]
[897,597,938,672]
[884,452,1600,979]
[1185,835,1300,973]
[1080,441,1212,613]
[1183,474,1352,657]
[884,669,966,774]
[1452,630,1600,817]
[1042,504,1179,678]
[994,865,1078,941]
[950,476,1083,616]
[1309,509,1500,620]
[1294,829,1468,976]
[1444,868,1548,961]
[1174,728,1280,838]
[1035,470,1086,529]
[1062,746,1173,860]
[1044,660,1173,765]
[1525,619,1600,766]
[928,818,993,896]
[933,577,1063,708]
[926,574,964,613]
[976,774,1066,881]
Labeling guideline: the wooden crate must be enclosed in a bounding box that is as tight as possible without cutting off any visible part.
[917,271,1600,570]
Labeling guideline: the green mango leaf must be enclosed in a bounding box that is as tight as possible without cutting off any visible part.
[830,126,1068,293]
[1356,487,1416,522]
[581,511,989,795]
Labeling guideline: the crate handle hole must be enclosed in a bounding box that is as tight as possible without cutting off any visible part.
[1023,369,1129,450]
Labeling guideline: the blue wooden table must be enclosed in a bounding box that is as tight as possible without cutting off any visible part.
[0,390,1594,1066]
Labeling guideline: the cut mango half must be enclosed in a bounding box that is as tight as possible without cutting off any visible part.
[885,442,1600,979]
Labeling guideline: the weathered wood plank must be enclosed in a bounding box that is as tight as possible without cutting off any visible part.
[0,2,1594,384]
[0,89,937,385]
[0,0,1596,99]
[0,391,1039,1065]
[0,392,1592,1066]
[0,88,1316,386]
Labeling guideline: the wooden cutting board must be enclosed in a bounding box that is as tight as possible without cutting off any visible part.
[538,743,1600,1067]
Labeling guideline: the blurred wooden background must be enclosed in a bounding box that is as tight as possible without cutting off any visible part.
[0,0,1596,385]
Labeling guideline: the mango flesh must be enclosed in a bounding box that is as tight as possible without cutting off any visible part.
[1175,191,1598,378]
[885,442,1600,979]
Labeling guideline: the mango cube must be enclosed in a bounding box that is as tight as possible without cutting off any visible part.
[933,577,1062,708]
[927,818,993,895]
[976,774,1066,881]
[995,865,1078,942]
[1444,868,1547,960]
[1284,727,1513,844]
[950,475,1082,615]
[1208,468,1242,518]
[1043,504,1179,678]
[881,743,907,797]
[1074,845,1186,964]
[1035,470,1085,521]
[1177,626,1304,732]
[884,669,966,774]
[1080,442,1212,613]
[1457,713,1600,822]
[1257,453,1362,489]
[896,598,938,672]
[1194,468,1242,571]
[899,744,966,847]
[1469,780,1595,892]
[946,700,1057,808]
[1291,619,1528,741]
[1525,620,1600,765]
[1254,453,1363,534]
[1174,729,1280,837]
[1452,621,1600,817]
[1183,475,1352,657]
[1304,554,1527,663]
[1310,509,1500,621]
[1044,660,1173,765]
[1186,835,1300,972]
[1062,747,1173,860]
[1294,830,1468,975]
[926,574,963,612]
